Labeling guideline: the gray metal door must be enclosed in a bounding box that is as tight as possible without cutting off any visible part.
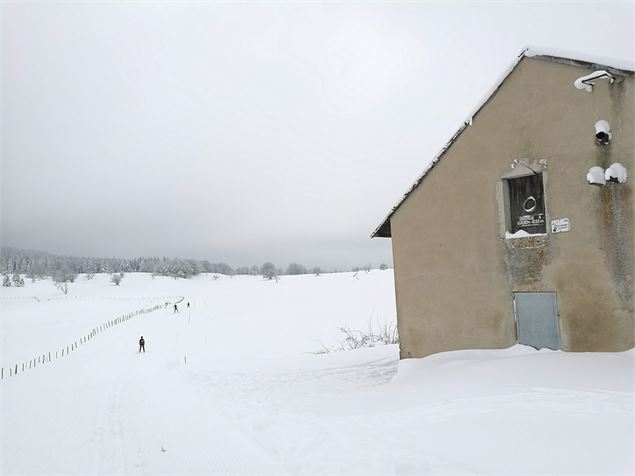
[513,292,560,350]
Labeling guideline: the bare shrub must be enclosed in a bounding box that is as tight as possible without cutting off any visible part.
[312,319,399,354]
[337,319,399,350]
[55,282,69,295]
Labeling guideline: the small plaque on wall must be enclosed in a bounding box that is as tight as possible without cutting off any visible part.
[551,218,570,233]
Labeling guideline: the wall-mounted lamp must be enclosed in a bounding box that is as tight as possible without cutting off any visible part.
[587,163,628,185]
[605,162,628,183]
[574,70,615,92]
[594,120,611,145]
[587,166,606,186]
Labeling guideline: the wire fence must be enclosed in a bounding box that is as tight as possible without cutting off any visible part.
[0,296,184,382]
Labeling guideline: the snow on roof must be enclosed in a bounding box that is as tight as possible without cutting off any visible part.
[371,47,634,238]
[524,46,635,74]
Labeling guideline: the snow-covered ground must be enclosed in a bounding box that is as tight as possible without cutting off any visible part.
[1,272,633,474]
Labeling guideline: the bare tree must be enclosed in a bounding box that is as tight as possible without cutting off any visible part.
[55,282,69,295]
[261,262,276,280]
[286,263,307,275]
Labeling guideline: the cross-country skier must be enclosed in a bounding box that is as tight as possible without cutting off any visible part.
[139,336,145,353]
[174,303,179,314]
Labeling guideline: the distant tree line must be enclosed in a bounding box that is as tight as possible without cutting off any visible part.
[0,246,390,282]
[0,247,233,281]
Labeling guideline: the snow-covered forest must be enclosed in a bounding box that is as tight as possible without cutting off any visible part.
[0,247,379,282]
[0,246,234,279]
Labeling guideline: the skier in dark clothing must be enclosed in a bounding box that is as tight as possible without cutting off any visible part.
[187,302,190,308]
[139,336,145,353]
[173,303,179,314]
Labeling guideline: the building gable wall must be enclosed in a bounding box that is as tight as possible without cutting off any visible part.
[391,57,634,358]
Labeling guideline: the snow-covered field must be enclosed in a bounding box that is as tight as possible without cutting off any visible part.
[1,272,633,474]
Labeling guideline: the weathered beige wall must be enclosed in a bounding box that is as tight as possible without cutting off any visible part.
[391,57,634,359]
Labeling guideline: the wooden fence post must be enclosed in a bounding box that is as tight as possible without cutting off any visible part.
[1,368,3,379]
[15,364,17,374]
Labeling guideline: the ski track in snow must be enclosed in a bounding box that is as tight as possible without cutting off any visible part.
[1,273,633,474]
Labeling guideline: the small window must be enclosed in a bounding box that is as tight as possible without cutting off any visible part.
[506,173,546,234]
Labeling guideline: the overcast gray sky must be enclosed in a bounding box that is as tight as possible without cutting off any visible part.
[1,1,633,269]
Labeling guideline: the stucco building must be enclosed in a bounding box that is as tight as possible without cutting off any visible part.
[372,49,634,359]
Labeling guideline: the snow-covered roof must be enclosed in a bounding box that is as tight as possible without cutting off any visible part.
[371,48,634,238]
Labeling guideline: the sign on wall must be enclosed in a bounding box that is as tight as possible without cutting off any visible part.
[507,174,547,234]
[551,218,570,233]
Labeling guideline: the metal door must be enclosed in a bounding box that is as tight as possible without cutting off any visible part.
[513,292,560,350]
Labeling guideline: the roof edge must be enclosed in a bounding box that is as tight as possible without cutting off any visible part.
[370,48,528,238]
[370,47,634,239]
[524,46,634,75]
